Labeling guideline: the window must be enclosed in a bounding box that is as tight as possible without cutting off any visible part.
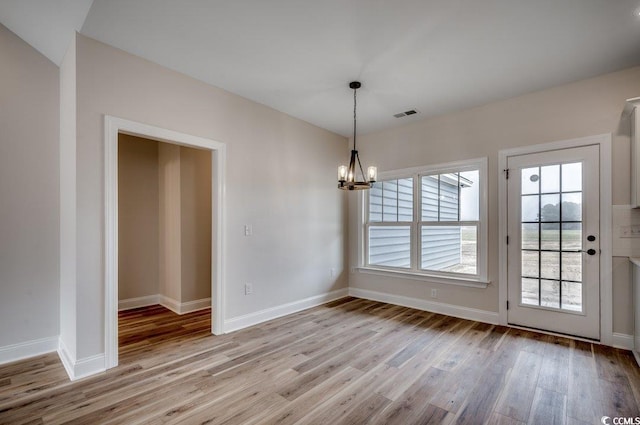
[363,158,488,284]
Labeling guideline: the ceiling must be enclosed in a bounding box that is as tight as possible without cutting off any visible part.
[2,0,640,136]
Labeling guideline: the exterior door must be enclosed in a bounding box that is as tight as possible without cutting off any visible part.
[507,144,600,340]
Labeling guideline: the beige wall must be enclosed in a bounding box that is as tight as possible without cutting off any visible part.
[350,66,640,335]
[119,137,212,305]
[158,143,182,302]
[179,146,212,302]
[0,24,59,348]
[118,134,160,300]
[157,143,212,304]
[59,33,76,358]
[70,33,347,358]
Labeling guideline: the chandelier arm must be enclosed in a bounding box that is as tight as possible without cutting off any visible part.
[348,150,357,181]
[356,151,367,182]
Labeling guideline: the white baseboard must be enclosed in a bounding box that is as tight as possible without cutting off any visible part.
[158,295,181,314]
[119,294,211,315]
[118,294,160,311]
[177,298,212,314]
[57,337,105,381]
[224,288,349,333]
[612,332,634,350]
[159,295,211,315]
[57,338,75,380]
[73,353,106,380]
[348,287,500,325]
[0,335,58,365]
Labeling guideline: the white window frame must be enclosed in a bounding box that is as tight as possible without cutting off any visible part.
[358,157,489,288]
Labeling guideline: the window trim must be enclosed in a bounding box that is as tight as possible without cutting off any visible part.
[359,157,489,286]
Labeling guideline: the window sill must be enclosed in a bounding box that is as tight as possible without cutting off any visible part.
[355,267,490,288]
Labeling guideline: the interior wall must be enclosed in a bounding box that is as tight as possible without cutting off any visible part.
[349,66,640,335]
[72,33,347,359]
[179,146,212,303]
[59,32,76,359]
[158,143,182,303]
[118,134,160,300]
[0,23,59,350]
[118,136,212,306]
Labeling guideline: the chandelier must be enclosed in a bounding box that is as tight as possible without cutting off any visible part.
[338,81,377,190]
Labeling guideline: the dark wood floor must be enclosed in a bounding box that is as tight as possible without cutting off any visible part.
[0,298,639,424]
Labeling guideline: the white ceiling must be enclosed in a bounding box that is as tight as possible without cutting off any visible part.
[2,0,640,136]
[0,0,93,65]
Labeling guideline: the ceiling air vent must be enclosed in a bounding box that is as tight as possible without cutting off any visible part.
[394,109,419,118]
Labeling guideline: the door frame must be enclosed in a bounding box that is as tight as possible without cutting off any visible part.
[104,115,227,369]
[498,133,612,344]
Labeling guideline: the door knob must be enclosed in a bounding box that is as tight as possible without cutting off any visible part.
[587,235,596,242]
[583,249,597,255]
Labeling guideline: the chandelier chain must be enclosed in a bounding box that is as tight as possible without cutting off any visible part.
[353,85,367,181]
[353,87,357,150]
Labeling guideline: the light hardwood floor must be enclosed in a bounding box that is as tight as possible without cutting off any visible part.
[0,298,639,424]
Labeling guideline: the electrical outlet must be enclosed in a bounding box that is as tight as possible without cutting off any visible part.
[244,283,253,295]
[431,289,438,298]
[244,224,252,236]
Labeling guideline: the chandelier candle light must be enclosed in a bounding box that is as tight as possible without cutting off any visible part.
[338,81,377,190]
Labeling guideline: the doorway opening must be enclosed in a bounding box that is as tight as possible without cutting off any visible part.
[117,134,213,359]
[105,116,226,370]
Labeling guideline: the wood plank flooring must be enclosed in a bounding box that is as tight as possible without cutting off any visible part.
[0,298,639,424]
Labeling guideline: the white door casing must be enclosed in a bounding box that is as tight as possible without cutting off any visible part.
[104,115,226,370]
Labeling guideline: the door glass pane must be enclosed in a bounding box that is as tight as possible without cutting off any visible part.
[540,194,559,222]
[561,192,582,221]
[522,278,539,306]
[522,223,538,250]
[522,251,539,278]
[540,223,559,251]
[561,252,582,282]
[369,226,410,268]
[540,251,560,280]
[522,195,539,222]
[561,281,582,311]
[540,165,560,194]
[561,223,582,251]
[562,162,582,192]
[521,167,540,195]
[541,280,560,308]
